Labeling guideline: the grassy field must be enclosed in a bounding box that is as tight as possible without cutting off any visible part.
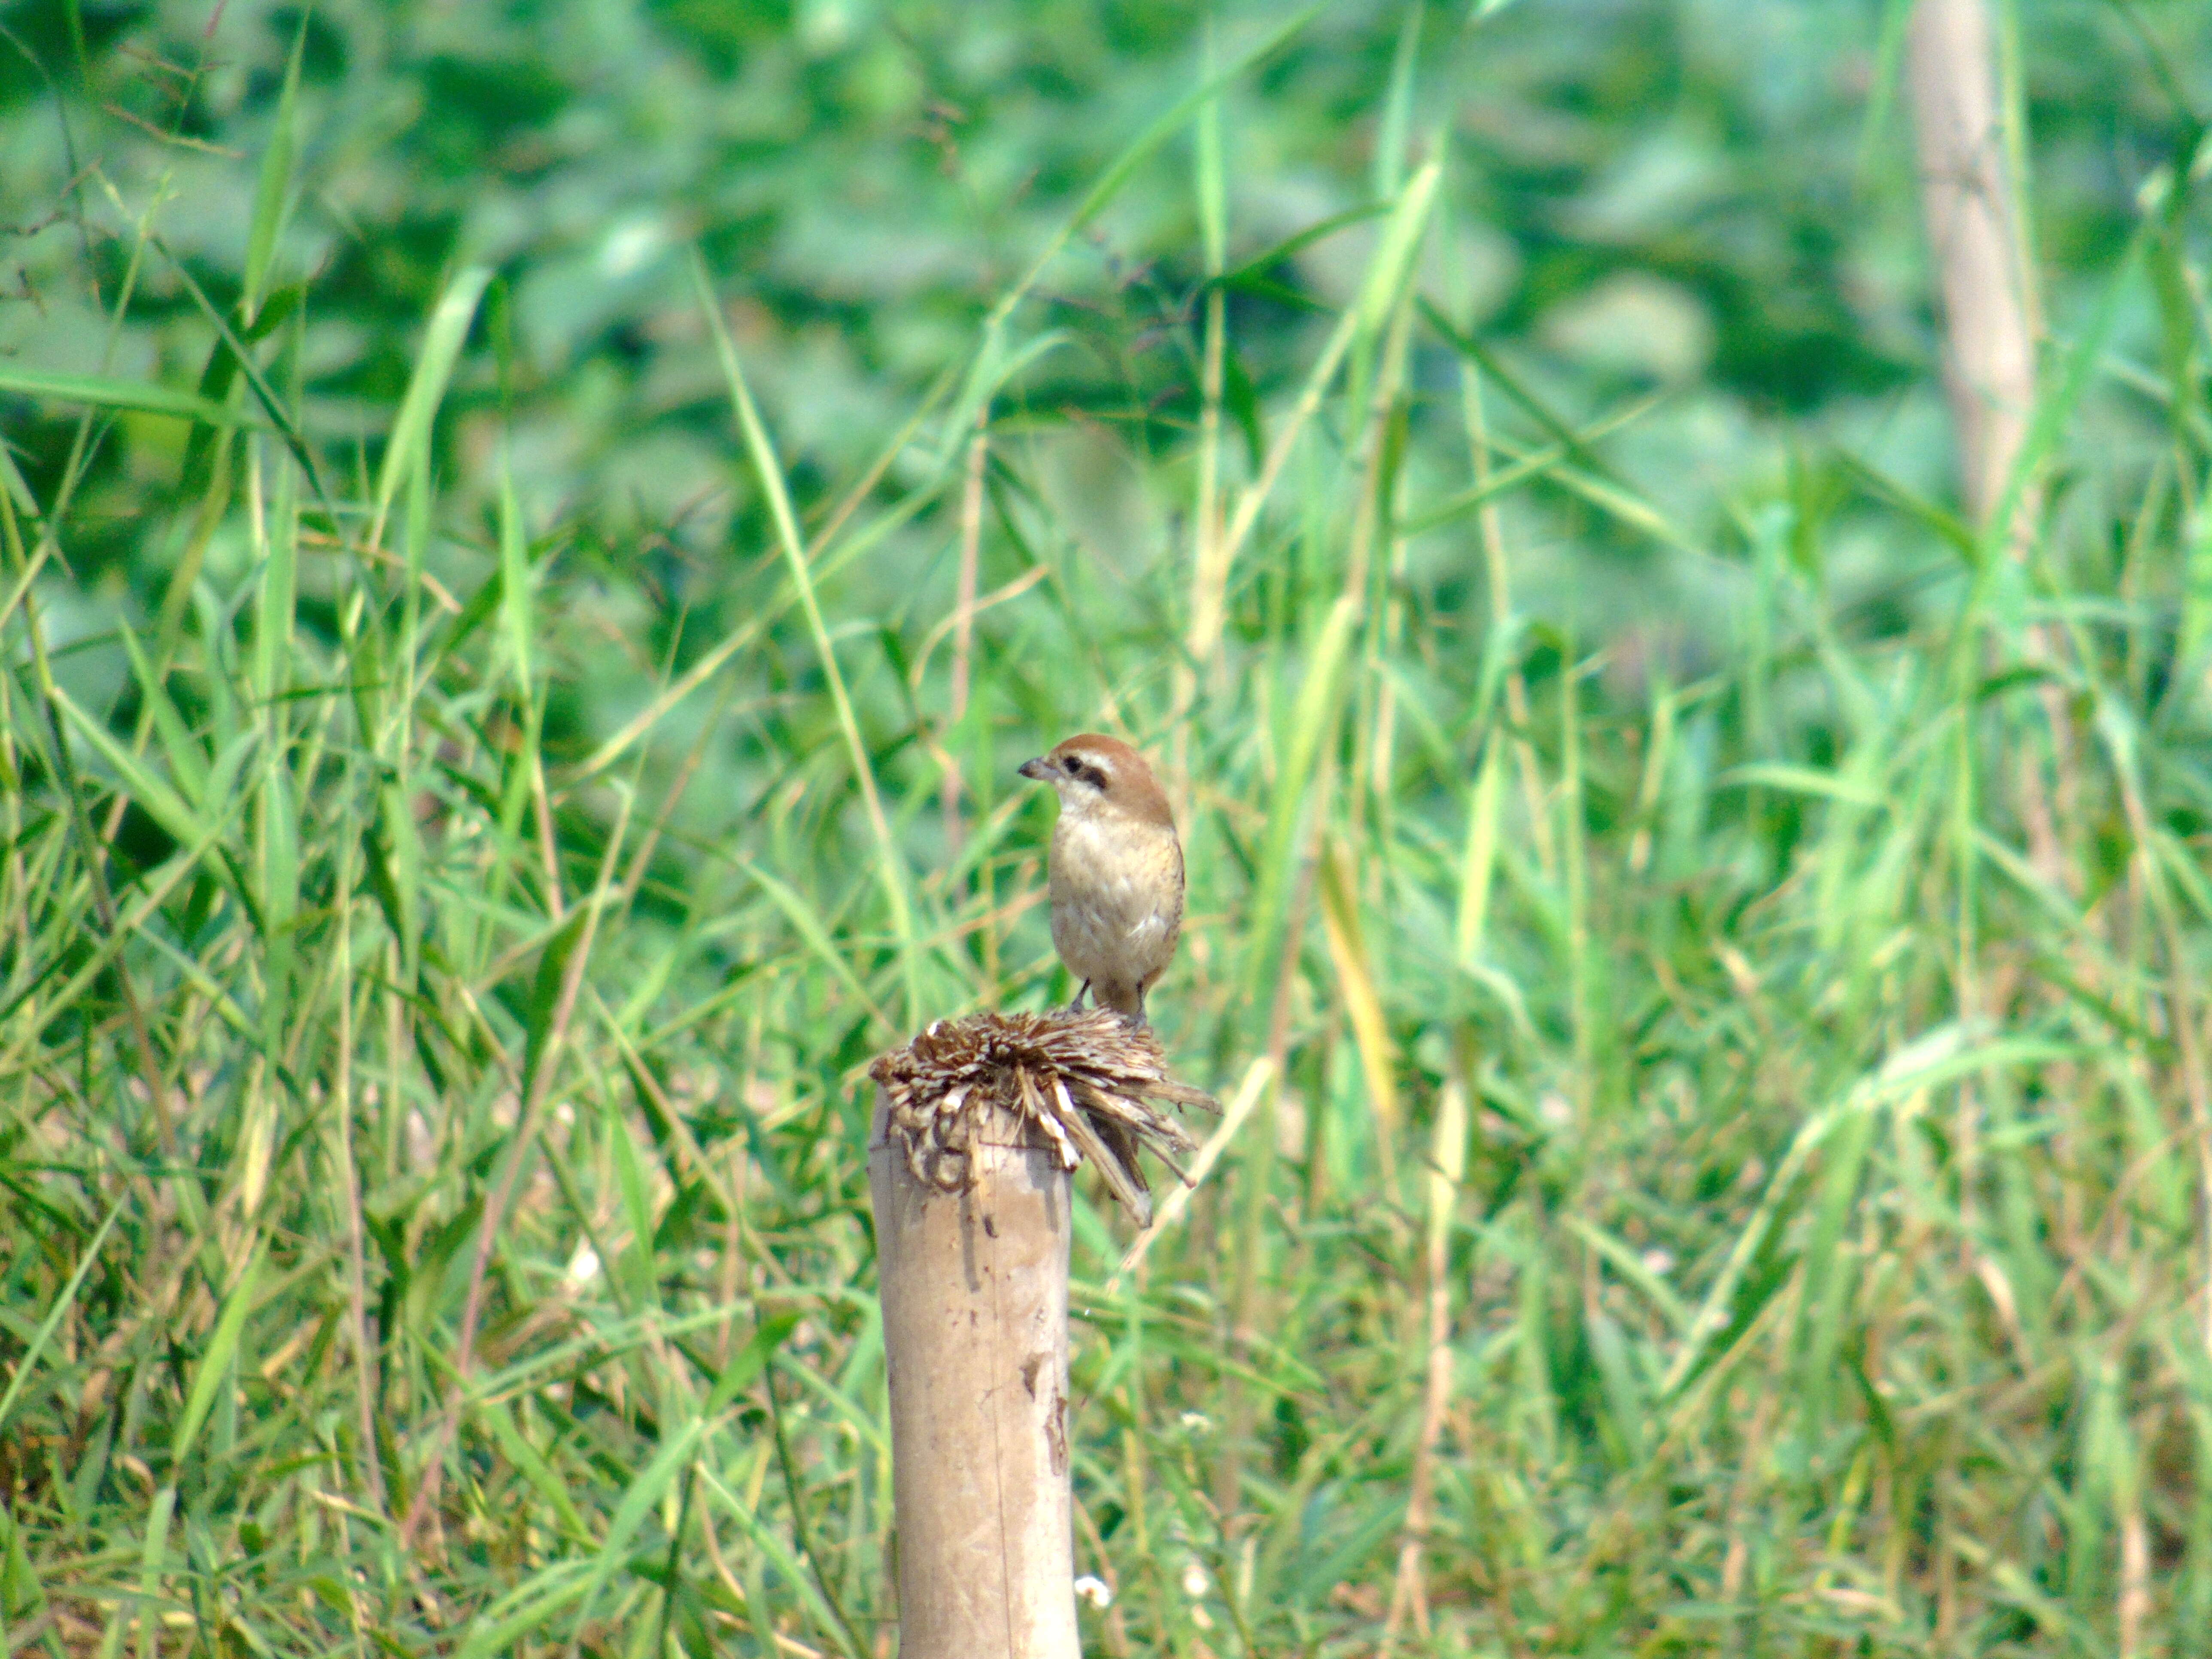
[5,2,2212,1654]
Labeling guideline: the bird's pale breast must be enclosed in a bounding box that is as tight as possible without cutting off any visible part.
[1047,811,1183,1006]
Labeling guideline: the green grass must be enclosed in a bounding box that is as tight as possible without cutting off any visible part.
[6,5,2212,1657]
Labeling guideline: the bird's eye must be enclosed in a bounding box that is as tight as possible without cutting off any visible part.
[1071,760,1106,787]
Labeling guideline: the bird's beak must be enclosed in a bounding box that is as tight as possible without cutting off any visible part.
[1018,756,1054,782]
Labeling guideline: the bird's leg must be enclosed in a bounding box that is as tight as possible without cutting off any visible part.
[1128,987,1150,1030]
[1070,981,1092,1013]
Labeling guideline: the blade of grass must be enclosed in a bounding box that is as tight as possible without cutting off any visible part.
[170,1243,264,1471]
[368,265,493,556]
[0,1194,124,1438]
[0,369,254,428]
[692,250,921,1027]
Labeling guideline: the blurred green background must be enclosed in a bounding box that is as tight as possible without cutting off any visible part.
[6,1,2212,1655]
[10,0,2198,709]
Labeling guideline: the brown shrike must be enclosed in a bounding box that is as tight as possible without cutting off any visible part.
[1018,733,1184,1026]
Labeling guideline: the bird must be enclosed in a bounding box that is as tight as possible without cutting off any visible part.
[1018,733,1184,1027]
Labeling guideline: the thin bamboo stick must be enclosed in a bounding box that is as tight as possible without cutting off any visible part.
[1907,0,2038,529]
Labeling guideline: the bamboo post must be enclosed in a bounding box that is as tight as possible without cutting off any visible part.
[869,1093,1079,1659]
[867,1011,1213,1659]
